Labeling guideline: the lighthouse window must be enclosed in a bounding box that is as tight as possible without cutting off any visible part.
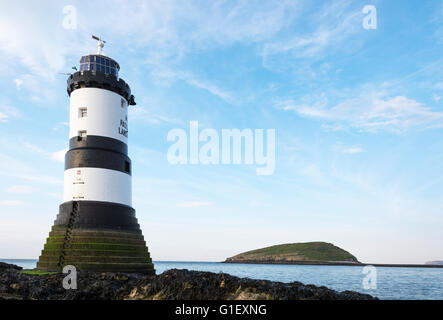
[79,107,87,118]
[124,161,131,174]
[77,130,87,141]
[77,55,118,76]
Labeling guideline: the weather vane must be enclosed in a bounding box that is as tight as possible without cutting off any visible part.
[92,35,106,55]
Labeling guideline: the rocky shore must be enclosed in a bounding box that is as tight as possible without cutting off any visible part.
[0,262,376,300]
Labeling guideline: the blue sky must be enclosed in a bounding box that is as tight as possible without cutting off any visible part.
[0,0,442,263]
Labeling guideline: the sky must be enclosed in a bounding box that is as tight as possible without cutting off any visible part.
[0,0,442,264]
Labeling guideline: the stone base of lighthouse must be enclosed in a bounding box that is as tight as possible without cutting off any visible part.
[36,201,155,275]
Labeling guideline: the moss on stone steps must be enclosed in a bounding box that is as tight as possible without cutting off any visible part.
[36,227,155,274]
[45,236,147,245]
[43,242,148,251]
[49,227,144,239]
[40,249,151,258]
[36,261,155,274]
[38,255,151,264]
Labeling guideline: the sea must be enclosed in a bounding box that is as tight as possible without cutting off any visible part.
[1,259,443,300]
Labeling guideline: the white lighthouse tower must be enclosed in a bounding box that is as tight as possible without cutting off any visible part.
[65,37,132,207]
[37,36,155,274]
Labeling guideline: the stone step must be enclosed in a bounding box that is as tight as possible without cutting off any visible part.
[38,255,152,264]
[43,242,149,252]
[36,261,155,274]
[45,236,147,246]
[50,227,143,240]
[39,248,151,258]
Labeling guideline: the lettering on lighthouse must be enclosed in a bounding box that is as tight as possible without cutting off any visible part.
[118,117,128,137]
[72,169,85,200]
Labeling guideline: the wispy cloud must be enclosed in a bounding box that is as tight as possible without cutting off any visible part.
[431,2,443,43]
[129,105,180,125]
[50,149,67,163]
[0,200,23,206]
[0,112,7,122]
[0,105,21,122]
[23,142,67,163]
[277,91,443,133]
[0,1,297,76]
[0,3,70,78]
[151,69,237,104]
[341,147,364,154]
[52,122,69,132]
[176,201,213,208]
[23,142,46,154]
[6,185,38,194]
[334,143,364,154]
[13,78,23,89]
[17,174,62,185]
[261,0,364,70]
[185,77,236,104]
[12,74,58,103]
[45,192,63,199]
[0,153,63,185]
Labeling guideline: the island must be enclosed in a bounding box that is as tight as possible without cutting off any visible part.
[224,242,443,268]
[224,242,362,265]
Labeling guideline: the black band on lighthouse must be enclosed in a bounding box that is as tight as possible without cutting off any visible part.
[69,135,128,155]
[65,148,131,175]
[55,201,141,232]
[67,71,136,105]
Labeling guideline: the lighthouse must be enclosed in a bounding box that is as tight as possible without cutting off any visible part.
[36,36,155,274]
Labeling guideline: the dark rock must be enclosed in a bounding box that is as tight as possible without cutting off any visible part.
[0,262,22,271]
[0,268,377,300]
